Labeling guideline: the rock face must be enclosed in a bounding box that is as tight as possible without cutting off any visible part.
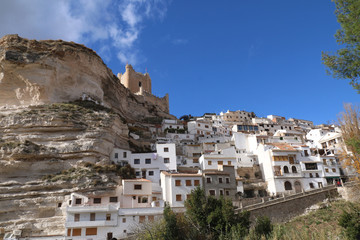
[0,34,173,121]
[0,35,175,237]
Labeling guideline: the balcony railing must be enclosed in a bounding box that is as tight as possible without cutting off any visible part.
[65,219,117,228]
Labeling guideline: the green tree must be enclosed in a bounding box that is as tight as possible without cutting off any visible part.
[163,203,182,240]
[116,164,136,179]
[185,187,250,239]
[322,0,360,92]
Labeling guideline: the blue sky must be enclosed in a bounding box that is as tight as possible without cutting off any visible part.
[0,0,358,124]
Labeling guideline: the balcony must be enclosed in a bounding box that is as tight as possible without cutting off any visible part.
[65,218,117,228]
[67,202,120,213]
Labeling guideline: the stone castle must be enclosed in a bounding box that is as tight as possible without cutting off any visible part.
[117,64,169,113]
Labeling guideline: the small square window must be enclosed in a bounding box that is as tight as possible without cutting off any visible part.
[134,184,142,190]
[93,198,101,204]
[164,147,169,152]
[219,190,224,195]
[209,190,215,196]
[145,158,151,164]
[207,177,211,183]
[226,178,230,184]
[149,171,154,176]
[175,180,181,186]
[75,198,82,204]
[134,159,140,164]
[219,178,223,183]
[115,153,118,159]
[123,152,127,158]
[109,197,118,202]
[194,180,200,186]
[106,214,111,221]
[226,191,230,196]
[186,180,192,186]
[176,195,182,201]
[122,218,126,223]
[136,171,140,176]
[208,161,212,165]
[164,158,170,163]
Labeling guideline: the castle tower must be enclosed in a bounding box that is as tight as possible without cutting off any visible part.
[118,64,152,95]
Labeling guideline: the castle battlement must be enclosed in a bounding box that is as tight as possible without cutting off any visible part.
[117,64,169,114]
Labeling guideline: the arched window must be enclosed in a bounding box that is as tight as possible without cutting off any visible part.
[284,181,292,190]
[292,166,297,173]
[283,166,289,173]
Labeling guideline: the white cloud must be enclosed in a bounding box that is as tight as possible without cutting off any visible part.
[0,0,170,67]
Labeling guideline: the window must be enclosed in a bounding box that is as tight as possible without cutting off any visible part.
[309,183,314,189]
[86,227,97,236]
[164,158,170,163]
[123,152,127,158]
[74,213,80,222]
[145,158,151,164]
[67,229,71,236]
[164,147,169,152]
[139,216,146,223]
[283,166,289,173]
[316,173,319,177]
[139,81,142,87]
[90,213,95,221]
[75,198,82,204]
[58,202,62,208]
[305,163,318,170]
[176,194,182,201]
[207,177,211,183]
[134,184,142,190]
[228,161,232,165]
[209,190,216,196]
[332,168,336,172]
[106,214,111,221]
[175,180,181,186]
[304,150,309,157]
[309,173,313,178]
[149,171,154,176]
[115,153,118,159]
[325,168,329,173]
[219,190,224,196]
[93,198,101,204]
[72,228,81,236]
[136,171,140,177]
[208,161,212,165]
[187,194,191,199]
[292,166,297,173]
[219,178,223,183]
[284,181,292,190]
[226,178,230,184]
[110,197,118,202]
[186,180,192,186]
[218,161,223,165]
[134,159,140,164]
[226,191,230,196]
[122,218,126,223]
[148,215,154,222]
[288,156,295,164]
[194,180,200,186]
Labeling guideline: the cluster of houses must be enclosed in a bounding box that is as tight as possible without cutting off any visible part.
[64,110,352,240]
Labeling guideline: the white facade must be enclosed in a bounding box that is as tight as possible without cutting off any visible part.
[160,171,202,207]
[199,147,237,171]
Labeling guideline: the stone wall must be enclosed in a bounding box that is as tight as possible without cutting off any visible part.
[236,186,338,223]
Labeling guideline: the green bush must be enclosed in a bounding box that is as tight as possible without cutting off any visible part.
[254,216,273,238]
[338,203,360,240]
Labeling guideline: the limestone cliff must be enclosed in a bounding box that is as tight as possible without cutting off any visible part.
[0,34,175,237]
